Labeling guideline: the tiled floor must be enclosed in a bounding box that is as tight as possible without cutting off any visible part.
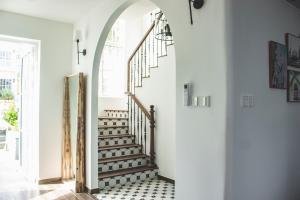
[94,179,175,200]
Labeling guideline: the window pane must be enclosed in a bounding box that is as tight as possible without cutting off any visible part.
[99,19,125,97]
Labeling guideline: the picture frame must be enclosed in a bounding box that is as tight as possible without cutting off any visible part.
[285,33,300,68]
[287,69,300,102]
[269,41,287,89]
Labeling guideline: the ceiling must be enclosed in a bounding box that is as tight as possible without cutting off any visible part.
[0,0,99,24]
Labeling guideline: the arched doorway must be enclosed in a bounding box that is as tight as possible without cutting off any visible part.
[91,0,176,198]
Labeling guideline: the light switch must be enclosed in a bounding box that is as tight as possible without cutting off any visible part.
[193,97,199,106]
[198,96,211,107]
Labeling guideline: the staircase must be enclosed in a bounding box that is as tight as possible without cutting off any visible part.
[98,110,158,190]
[98,10,174,190]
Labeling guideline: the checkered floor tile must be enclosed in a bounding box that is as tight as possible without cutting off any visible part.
[94,179,175,200]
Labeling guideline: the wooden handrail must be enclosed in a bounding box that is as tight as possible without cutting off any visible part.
[128,92,151,120]
[127,12,164,93]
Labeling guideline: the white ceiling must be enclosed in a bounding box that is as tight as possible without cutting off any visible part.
[0,0,99,24]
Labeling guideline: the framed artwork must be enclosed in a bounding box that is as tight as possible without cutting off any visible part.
[287,70,300,102]
[269,41,287,89]
[285,33,300,68]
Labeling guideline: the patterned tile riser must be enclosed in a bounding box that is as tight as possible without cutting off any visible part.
[104,111,128,118]
[99,158,147,173]
[99,137,134,147]
[98,146,142,159]
[98,169,158,190]
[98,127,129,136]
[98,119,128,127]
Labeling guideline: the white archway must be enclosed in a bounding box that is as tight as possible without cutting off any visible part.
[90,0,177,190]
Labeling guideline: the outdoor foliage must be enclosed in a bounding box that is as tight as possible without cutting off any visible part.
[0,89,14,100]
[3,105,18,128]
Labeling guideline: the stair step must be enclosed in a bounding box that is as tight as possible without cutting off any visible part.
[103,110,128,118]
[98,118,128,127]
[99,144,141,151]
[104,109,128,112]
[98,154,148,173]
[98,166,158,190]
[99,165,157,179]
[98,134,134,139]
[98,116,128,120]
[98,134,135,147]
[98,144,142,159]
[98,126,129,136]
[98,125,128,129]
[99,154,147,164]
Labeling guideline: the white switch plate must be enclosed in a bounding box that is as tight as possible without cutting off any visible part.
[198,96,211,107]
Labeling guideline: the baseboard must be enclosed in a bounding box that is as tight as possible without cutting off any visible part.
[157,175,175,184]
[85,186,100,194]
[38,177,62,184]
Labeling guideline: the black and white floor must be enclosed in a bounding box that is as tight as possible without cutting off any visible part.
[94,179,175,200]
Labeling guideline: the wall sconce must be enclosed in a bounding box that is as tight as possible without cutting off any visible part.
[74,30,87,65]
[188,0,204,25]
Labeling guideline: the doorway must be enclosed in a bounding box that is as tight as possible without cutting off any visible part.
[0,35,40,191]
[93,1,176,199]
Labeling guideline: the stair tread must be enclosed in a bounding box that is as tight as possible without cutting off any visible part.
[98,117,128,120]
[104,109,128,112]
[98,144,141,151]
[99,134,133,139]
[99,165,157,179]
[99,154,147,164]
[99,125,128,129]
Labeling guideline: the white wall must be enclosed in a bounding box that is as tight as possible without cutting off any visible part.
[135,46,176,179]
[73,1,227,200]
[0,11,73,180]
[229,0,300,199]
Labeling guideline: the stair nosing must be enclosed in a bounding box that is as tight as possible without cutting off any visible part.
[98,166,157,179]
[104,109,128,112]
[98,134,133,139]
[98,144,141,151]
[98,117,128,120]
[98,154,147,164]
[98,125,129,129]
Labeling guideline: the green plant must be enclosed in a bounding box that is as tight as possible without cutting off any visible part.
[3,105,18,127]
[0,89,14,100]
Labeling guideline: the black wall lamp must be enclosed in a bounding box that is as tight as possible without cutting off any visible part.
[155,12,173,41]
[188,0,204,24]
[75,30,86,65]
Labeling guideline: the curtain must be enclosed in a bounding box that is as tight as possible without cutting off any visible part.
[62,77,73,180]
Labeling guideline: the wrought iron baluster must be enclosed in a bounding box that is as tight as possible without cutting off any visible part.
[134,56,136,94]
[137,49,140,86]
[127,95,130,134]
[133,101,136,142]
[156,31,159,67]
[130,96,133,137]
[144,114,147,154]
[148,34,151,75]
[141,109,143,148]
[152,26,155,67]
[144,40,147,77]
[137,107,140,145]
